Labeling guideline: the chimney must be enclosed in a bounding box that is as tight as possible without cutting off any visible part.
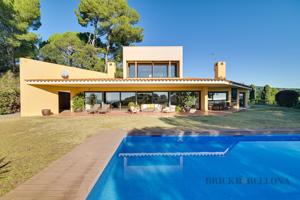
[107,62,116,78]
[214,61,226,79]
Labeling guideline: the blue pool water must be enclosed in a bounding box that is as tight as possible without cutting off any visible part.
[87,134,300,200]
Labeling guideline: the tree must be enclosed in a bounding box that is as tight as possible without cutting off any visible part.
[0,0,41,73]
[40,32,105,71]
[75,0,143,71]
[261,85,278,105]
[249,84,256,103]
[275,90,299,107]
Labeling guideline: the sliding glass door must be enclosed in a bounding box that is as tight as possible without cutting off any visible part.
[105,92,121,109]
[84,92,103,110]
[121,92,136,109]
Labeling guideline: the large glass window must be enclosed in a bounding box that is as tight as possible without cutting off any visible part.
[85,92,103,110]
[153,64,168,78]
[128,63,135,78]
[137,64,152,78]
[170,63,178,77]
[121,92,136,109]
[137,92,152,104]
[105,92,121,109]
[170,91,200,109]
[153,92,168,105]
[208,92,228,102]
[208,92,228,109]
[231,88,238,102]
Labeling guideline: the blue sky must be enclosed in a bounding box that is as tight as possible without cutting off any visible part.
[37,0,300,88]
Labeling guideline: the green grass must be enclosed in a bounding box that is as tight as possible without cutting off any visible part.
[0,105,300,196]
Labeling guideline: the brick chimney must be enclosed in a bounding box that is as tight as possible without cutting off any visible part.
[214,61,226,79]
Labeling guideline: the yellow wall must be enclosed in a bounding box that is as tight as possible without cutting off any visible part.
[20,58,115,116]
[20,58,248,116]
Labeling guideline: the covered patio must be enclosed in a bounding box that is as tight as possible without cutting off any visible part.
[24,78,250,116]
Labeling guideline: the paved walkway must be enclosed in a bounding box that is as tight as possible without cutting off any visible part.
[1,130,125,200]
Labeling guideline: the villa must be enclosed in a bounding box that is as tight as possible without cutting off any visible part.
[20,46,251,116]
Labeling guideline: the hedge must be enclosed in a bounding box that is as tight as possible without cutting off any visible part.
[0,89,20,115]
[275,90,299,107]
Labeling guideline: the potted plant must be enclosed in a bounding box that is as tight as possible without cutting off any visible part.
[128,102,139,113]
[41,109,51,116]
[87,93,97,108]
[72,93,85,112]
[183,96,196,112]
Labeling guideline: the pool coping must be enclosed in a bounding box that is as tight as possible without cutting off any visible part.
[2,128,300,200]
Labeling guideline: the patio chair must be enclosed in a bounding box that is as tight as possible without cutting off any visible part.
[87,104,101,114]
[98,104,110,114]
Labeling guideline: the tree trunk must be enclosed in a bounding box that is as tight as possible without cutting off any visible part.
[105,44,109,72]
[11,51,17,73]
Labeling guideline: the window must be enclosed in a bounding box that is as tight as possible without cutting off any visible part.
[128,63,135,78]
[153,64,168,78]
[170,63,178,77]
[85,92,103,110]
[137,92,152,104]
[105,92,121,109]
[153,92,168,105]
[121,92,136,109]
[137,64,152,78]
[208,92,228,105]
[170,91,200,109]
[231,88,238,102]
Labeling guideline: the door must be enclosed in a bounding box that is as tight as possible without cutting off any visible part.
[59,92,71,112]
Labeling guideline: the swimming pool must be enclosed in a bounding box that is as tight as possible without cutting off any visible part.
[87,134,300,200]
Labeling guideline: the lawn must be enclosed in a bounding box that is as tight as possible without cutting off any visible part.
[0,105,300,196]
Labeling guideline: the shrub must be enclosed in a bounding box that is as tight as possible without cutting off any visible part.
[275,90,299,107]
[184,96,196,107]
[72,93,85,112]
[128,102,139,109]
[0,89,20,115]
[0,71,19,91]
[175,106,183,112]
[0,71,20,115]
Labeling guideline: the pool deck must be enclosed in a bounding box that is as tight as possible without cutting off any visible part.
[1,130,125,200]
[2,128,300,200]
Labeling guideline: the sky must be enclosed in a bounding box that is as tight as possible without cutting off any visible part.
[37,0,300,88]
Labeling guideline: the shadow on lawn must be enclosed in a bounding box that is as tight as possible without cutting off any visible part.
[0,157,11,179]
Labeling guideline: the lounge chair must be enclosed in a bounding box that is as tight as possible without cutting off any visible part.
[87,104,101,114]
[162,105,176,113]
[98,104,110,114]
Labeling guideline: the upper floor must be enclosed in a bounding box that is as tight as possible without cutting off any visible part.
[122,46,183,79]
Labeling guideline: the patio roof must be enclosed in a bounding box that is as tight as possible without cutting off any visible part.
[25,78,251,89]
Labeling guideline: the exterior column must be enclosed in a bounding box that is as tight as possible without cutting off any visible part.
[228,87,232,107]
[201,87,208,112]
[236,90,240,109]
[134,61,137,78]
[245,90,249,108]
